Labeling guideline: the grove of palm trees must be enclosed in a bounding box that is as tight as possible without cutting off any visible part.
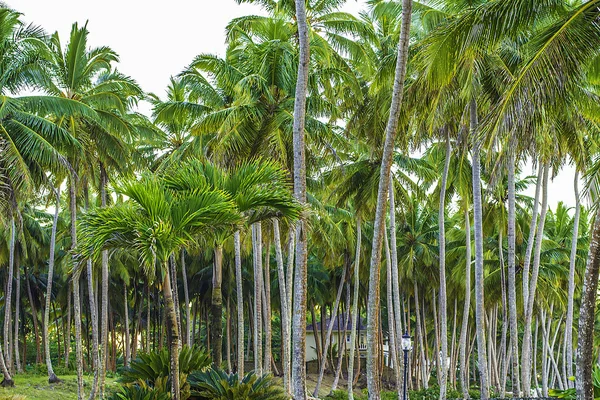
[1,0,600,399]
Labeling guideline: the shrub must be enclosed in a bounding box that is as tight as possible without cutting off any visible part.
[188,368,288,400]
[108,383,171,400]
[120,345,211,400]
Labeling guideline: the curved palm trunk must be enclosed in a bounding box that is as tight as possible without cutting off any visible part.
[181,250,191,348]
[470,97,489,400]
[575,206,600,400]
[4,218,14,371]
[439,132,451,400]
[162,258,181,400]
[291,1,310,397]
[348,216,362,400]
[366,2,413,399]
[314,258,347,396]
[507,148,521,396]
[273,220,291,393]
[234,230,244,379]
[211,245,224,366]
[383,227,401,395]
[522,163,543,312]
[521,162,549,395]
[43,188,61,385]
[566,170,580,383]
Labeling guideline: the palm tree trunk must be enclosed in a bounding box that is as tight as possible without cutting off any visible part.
[332,281,351,392]
[4,218,14,372]
[65,285,71,368]
[348,217,362,400]
[226,296,232,373]
[459,207,472,398]
[566,170,580,384]
[25,265,41,365]
[414,281,428,389]
[291,1,310,398]
[273,220,291,393]
[523,163,543,312]
[170,254,182,346]
[252,223,263,374]
[575,204,600,399]
[181,249,191,348]
[470,96,489,400]
[314,258,348,396]
[263,237,272,373]
[506,148,521,396]
[522,162,549,395]
[124,282,130,367]
[234,230,244,378]
[383,227,400,392]
[162,259,181,400]
[45,188,60,383]
[211,245,224,366]
[13,256,21,374]
[365,2,413,398]
[388,180,403,381]
[439,131,451,400]
[84,187,100,400]
[99,164,109,399]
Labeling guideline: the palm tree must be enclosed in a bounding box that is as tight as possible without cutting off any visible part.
[78,172,241,400]
[364,0,413,396]
[161,159,300,368]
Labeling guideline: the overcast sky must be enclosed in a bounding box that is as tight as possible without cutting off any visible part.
[9,0,578,208]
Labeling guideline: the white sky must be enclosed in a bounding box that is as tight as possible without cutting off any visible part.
[9,0,578,208]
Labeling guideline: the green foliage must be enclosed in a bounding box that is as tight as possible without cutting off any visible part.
[550,367,600,399]
[107,384,171,400]
[121,346,211,400]
[188,368,288,400]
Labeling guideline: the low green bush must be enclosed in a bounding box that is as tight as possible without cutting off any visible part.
[188,368,287,400]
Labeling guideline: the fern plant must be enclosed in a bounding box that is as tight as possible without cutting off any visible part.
[188,368,288,400]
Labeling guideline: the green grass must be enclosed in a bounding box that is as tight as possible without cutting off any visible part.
[0,374,119,400]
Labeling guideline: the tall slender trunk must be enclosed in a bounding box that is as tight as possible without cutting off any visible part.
[84,187,100,400]
[332,281,351,392]
[383,228,401,397]
[314,258,348,396]
[273,220,291,393]
[366,2,413,398]
[522,162,549,395]
[124,282,130,367]
[226,296,232,373]
[523,163,543,312]
[348,217,362,400]
[65,285,71,368]
[252,223,264,374]
[414,281,428,389]
[25,265,41,365]
[263,237,272,373]
[162,258,181,400]
[69,177,84,399]
[506,148,521,396]
[44,188,60,384]
[234,230,244,379]
[498,231,508,396]
[470,96,489,400]
[439,131,451,400]
[460,210,472,398]
[211,245,224,366]
[170,254,182,346]
[99,164,109,399]
[4,218,14,372]
[13,255,20,374]
[291,0,310,397]
[181,250,191,348]
[389,181,404,384]
[566,170,580,384]
[575,205,600,399]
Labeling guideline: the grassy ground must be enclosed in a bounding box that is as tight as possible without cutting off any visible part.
[0,375,119,400]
